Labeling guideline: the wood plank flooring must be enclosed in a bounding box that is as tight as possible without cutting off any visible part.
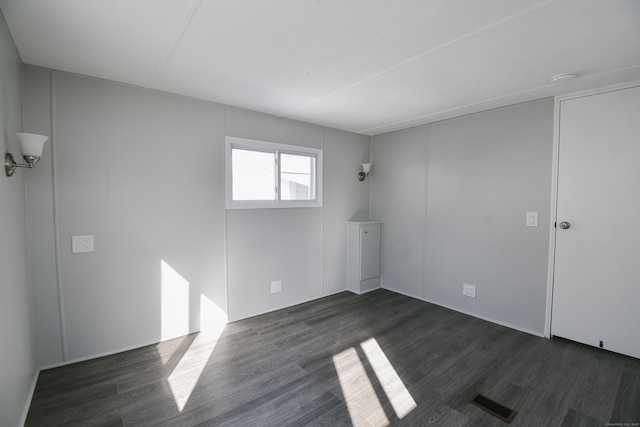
[26,290,640,426]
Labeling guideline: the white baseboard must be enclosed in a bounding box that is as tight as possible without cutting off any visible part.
[383,285,545,338]
[40,334,198,370]
[40,286,544,375]
[321,288,348,298]
[381,285,424,301]
[43,290,345,369]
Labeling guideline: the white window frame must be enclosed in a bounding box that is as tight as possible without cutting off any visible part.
[225,136,323,209]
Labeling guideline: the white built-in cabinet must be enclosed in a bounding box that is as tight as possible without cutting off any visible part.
[347,221,382,294]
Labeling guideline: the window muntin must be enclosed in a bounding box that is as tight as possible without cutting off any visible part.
[226,136,322,209]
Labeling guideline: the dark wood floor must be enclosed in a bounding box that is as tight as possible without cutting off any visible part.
[26,289,640,426]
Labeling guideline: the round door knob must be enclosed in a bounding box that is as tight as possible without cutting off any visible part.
[559,221,571,229]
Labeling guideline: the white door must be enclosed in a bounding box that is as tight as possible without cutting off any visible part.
[360,224,381,281]
[552,85,640,359]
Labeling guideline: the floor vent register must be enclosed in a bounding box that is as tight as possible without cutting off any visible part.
[469,393,518,423]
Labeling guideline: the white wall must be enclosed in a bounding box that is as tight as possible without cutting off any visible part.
[225,108,323,320]
[0,11,38,426]
[372,99,553,335]
[24,68,371,365]
[24,66,63,367]
[370,126,427,298]
[322,128,371,295]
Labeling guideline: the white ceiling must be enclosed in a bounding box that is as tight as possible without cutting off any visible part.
[2,0,639,136]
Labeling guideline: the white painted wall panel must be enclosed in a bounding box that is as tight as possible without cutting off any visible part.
[425,100,553,334]
[24,66,64,367]
[371,126,427,299]
[46,72,227,361]
[371,99,553,335]
[223,108,324,322]
[225,106,323,149]
[224,109,371,320]
[0,11,37,426]
[227,208,322,321]
[24,69,370,363]
[321,128,370,296]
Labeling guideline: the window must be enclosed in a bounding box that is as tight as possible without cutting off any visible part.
[226,136,323,209]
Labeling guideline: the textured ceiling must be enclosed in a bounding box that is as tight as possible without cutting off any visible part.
[2,0,639,135]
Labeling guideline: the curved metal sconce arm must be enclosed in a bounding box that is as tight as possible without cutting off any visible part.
[4,133,49,177]
[5,153,41,176]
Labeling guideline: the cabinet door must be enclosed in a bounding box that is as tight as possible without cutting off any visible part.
[360,225,381,281]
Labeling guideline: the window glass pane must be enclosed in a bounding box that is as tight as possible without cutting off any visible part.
[280,153,315,201]
[232,148,275,200]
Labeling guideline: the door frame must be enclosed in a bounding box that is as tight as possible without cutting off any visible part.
[544,79,640,338]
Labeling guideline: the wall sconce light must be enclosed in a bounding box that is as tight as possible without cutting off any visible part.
[358,163,372,181]
[5,133,49,177]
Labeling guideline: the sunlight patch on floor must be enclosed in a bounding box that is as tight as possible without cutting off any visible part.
[161,259,229,411]
[167,330,219,411]
[156,335,189,365]
[361,338,417,419]
[167,295,226,413]
[333,338,417,425]
[333,347,389,426]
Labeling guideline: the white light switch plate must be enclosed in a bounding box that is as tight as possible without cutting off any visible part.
[72,235,95,253]
[271,280,282,293]
[463,283,476,298]
[526,212,539,227]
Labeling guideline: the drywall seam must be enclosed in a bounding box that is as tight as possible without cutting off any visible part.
[422,125,428,300]
[320,126,324,295]
[223,106,229,321]
[145,0,204,88]
[50,70,68,362]
[280,0,555,119]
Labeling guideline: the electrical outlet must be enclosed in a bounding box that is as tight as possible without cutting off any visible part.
[270,280,282,294]
[463,283,476,298]
[72,235,95,253]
